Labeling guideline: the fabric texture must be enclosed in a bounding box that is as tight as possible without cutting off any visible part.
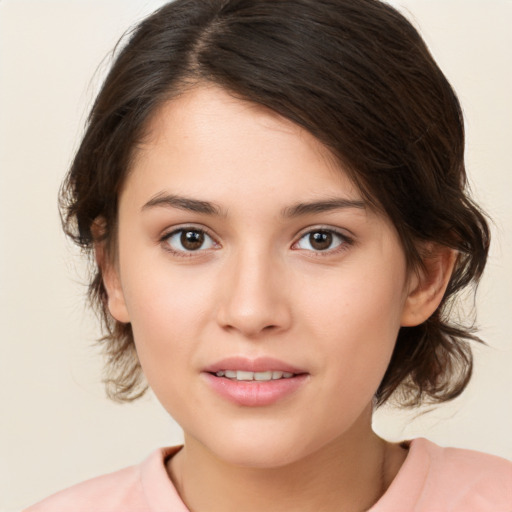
[25,438,512,512]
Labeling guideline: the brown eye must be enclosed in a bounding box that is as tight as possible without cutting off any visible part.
[295,229,346,252]
[309,231,333,250]
[164,228,216,253]
[181,230,204,250]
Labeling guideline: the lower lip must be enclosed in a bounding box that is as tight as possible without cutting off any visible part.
[203,373,308,407]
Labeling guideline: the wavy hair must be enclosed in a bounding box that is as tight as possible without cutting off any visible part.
[61,0,490,404]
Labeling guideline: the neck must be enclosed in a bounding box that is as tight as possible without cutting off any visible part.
[167,408,407,512]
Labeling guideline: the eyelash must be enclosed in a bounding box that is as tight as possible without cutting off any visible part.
[160,226,219,257]
[159,226,353,258]
[292,227,353,256]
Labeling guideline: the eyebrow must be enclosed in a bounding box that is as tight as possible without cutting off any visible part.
[142,193,366,218]
[142,193,226,216]
[281,198,367,217]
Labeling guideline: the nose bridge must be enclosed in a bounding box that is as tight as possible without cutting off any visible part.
[217,241,290,336]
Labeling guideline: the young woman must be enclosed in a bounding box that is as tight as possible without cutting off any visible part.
[26,0,512,510]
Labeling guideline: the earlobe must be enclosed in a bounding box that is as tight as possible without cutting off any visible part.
[401,245,457,327]
[102,262,131,324]
[93,229,130,324]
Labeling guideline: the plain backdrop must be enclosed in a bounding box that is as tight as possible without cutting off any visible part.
[1,0,511,510]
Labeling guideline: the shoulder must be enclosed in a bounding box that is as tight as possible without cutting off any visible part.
[373,438,512,512]
[24,464,144,512]
[24,446,187,512]
[417,438,512,497]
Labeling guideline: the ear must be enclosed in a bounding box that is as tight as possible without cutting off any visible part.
[401,245,457,327]
[93,220,131,324]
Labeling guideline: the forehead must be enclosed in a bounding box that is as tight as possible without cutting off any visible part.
[126,85,362,204]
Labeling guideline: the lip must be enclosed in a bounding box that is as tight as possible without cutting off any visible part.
[202,356,309,407]
[203,356,306,374]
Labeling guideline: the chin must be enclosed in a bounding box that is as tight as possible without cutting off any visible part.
[193,420,336,470]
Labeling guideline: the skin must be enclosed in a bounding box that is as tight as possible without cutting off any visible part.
[102,85,454,512]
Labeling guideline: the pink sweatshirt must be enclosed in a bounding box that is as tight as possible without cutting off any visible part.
[25,438,512,511]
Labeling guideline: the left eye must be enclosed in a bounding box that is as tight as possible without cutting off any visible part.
[295,230,346,252]
[164,229,216,252]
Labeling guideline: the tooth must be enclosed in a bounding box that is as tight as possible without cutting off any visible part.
[254,371,272,381]
[220,369,294,381]
[236,370,254,381]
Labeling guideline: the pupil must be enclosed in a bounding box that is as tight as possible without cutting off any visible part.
[181,230,204,250]
[310,231,332,250]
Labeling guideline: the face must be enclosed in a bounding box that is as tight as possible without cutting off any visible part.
[106,85,415,468]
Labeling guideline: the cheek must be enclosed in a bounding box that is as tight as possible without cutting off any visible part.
[301,257,407,385]
[118,259,214,383]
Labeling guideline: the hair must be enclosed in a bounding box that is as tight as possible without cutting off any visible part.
[61,0,490,405]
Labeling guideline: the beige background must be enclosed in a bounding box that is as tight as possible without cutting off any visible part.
[1,0,511,510]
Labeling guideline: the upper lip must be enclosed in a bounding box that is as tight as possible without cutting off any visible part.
[203,356,307,374]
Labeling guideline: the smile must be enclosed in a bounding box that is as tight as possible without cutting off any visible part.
[204,370,308,406]
[214,370,295,381]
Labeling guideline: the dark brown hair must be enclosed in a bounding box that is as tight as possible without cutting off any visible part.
[61,0,490,404]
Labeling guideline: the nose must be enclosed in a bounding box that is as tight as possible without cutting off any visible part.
[216,246,292,338]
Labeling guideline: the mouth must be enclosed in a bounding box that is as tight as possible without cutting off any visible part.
[203,356,307,379]
[203,357,308,406]
[211,370,296,381]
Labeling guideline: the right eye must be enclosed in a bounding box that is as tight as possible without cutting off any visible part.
[163,228,217,254]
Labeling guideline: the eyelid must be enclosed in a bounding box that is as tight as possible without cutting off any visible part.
[291,226,354,254]
[158,224,353,257]
[159,224,220,256]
